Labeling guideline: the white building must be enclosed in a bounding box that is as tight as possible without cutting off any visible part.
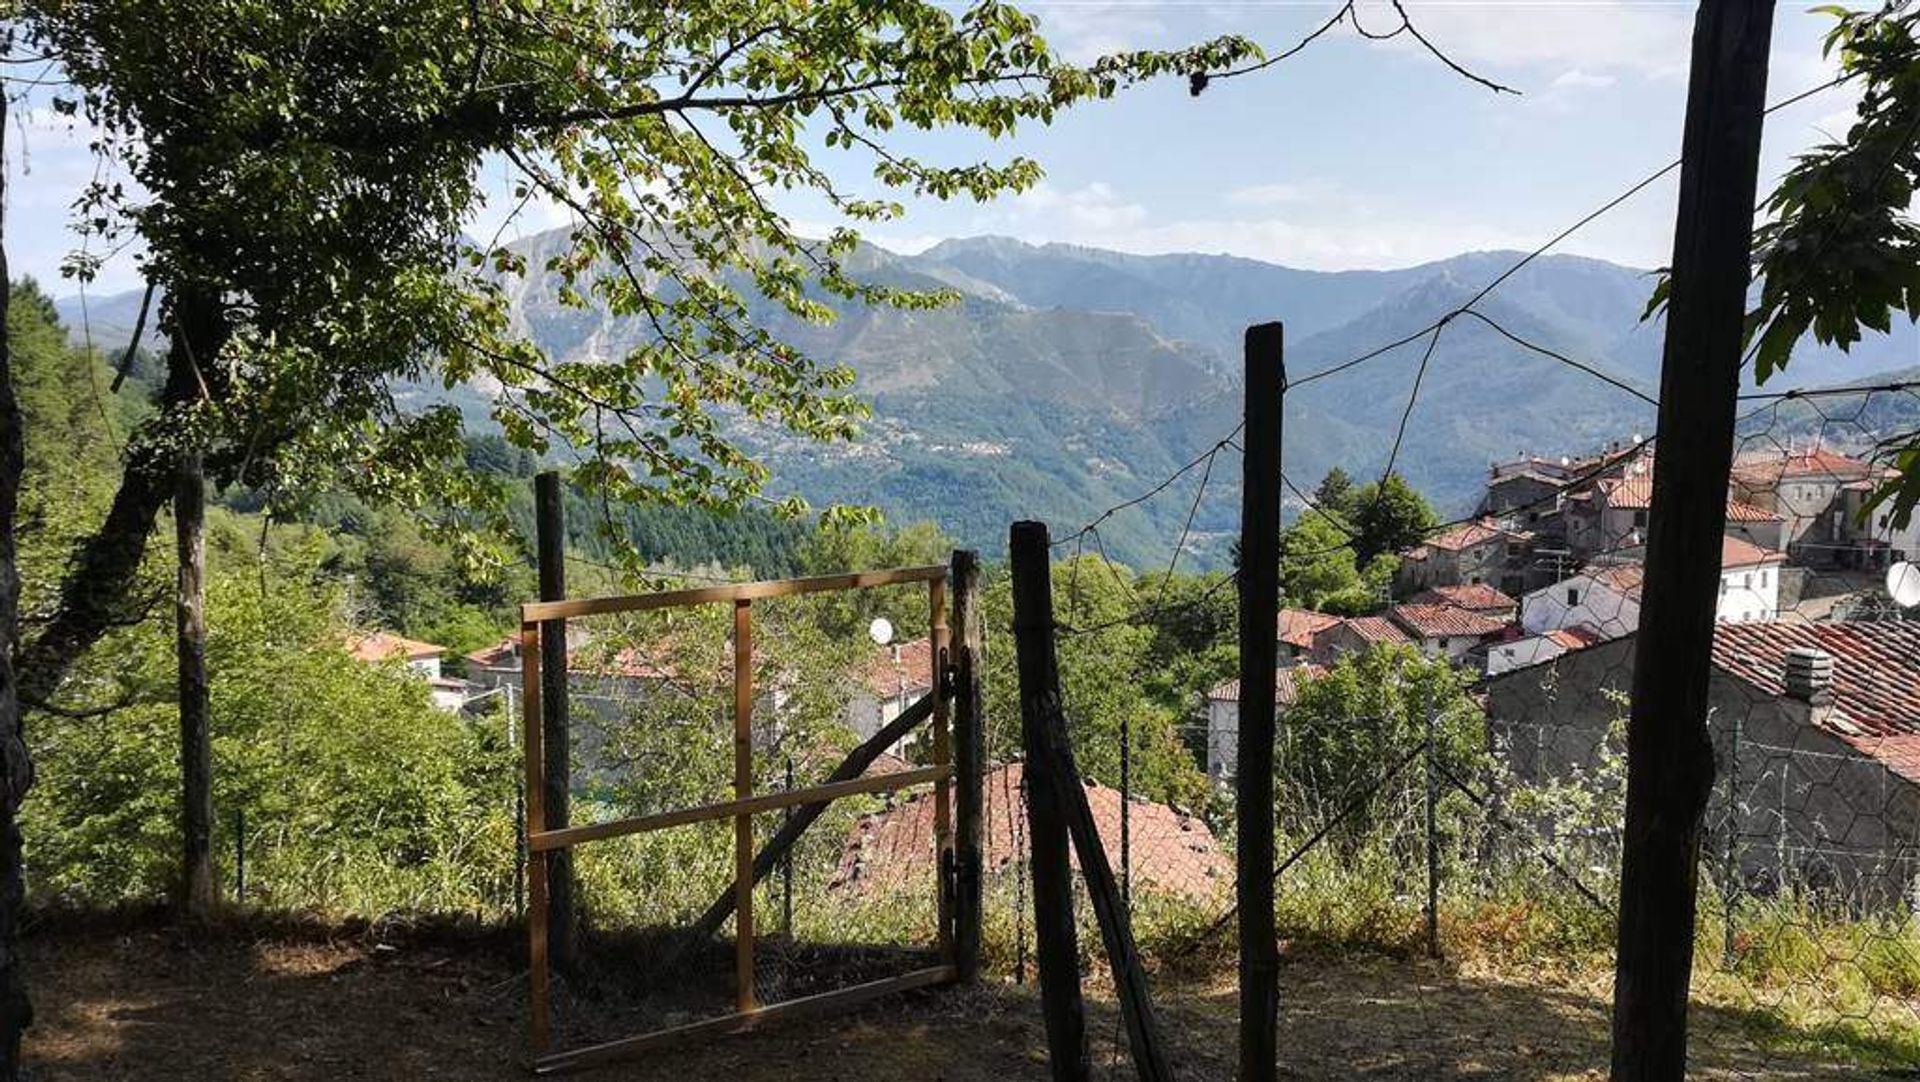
[350,631,474,712]
[1204,666,1320,780]
[1521,535,1784,638]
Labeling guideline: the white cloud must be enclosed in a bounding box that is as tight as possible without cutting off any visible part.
[1551,69,1616,91]
[1225,182,1326,207]
[1016,181,1148,231]
[1381,1,1694,81]
[967,179,1546,271]
[1034,3,1170,64]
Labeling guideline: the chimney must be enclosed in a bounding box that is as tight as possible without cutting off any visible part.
[1782,647,1834,707]
[890,643,902,663]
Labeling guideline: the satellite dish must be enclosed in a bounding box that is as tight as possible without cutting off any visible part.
[1888,561,1920,609]
[868,616,895,646]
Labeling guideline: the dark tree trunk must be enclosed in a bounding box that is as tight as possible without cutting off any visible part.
[16,287,226,709]
[0,75,37,1081]
[1610,4,1774,1079]
[175,451,216,916]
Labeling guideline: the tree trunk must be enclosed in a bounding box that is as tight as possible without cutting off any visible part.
[16,287,226,709]
[0,75,38,1081]
[1610,4,1774,1078]
[175,451,216,916]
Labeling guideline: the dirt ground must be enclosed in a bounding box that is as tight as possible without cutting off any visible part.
[21,914,1895,1081]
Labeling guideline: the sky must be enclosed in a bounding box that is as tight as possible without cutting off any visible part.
[3,2,1870,298]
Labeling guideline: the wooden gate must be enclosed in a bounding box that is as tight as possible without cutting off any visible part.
[519,560,983,1073]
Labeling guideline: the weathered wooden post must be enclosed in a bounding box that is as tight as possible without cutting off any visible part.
[1424,697,1441,960]
[1238,323,1284,1082]
[1612,4,1773,1078]
[1010,521,1090,1082]
[176,449,216,917]
[534,471,577,974]
[951,549,987,983]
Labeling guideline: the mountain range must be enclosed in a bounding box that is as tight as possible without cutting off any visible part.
[54,235,1920,568]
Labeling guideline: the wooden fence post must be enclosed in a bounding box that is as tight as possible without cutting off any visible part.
[1238,323,1284,1082]
[176,450,216,917]
[951,549,987,983]
[1612,4,1773,1079]
[534,471,577,974]
[1010,521,1090,1082]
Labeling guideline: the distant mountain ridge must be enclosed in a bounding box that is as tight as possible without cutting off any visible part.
[53,235,1920,568]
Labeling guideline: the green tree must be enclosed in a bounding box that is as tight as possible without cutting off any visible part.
[1348,473,1437,567]
[1278,644,1485,847]
[1312,467,1356,517]
[17,1,1261,709]
[1648,4,1920,524]
[1279,510,1394,615]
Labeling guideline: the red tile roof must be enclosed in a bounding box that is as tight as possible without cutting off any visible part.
[1389,603,1510,640]
[349,631,446,664]
[1412,584,1517,612]
[463,635,680,680]
[1278,608,1341,650]
[1597,477,1781,523]
[865,637,934,699]
[1732,447,1875,485]
[1546,625,1609,650]
[467,638,518,668]
[1721,535,1784,570]
[833,763,1227,902]
[1712,622,1920,744]
[1338,615,1414,645]
[1207,664,1324,706]
[1586,564,1647,595]
[1424,519,1512,553]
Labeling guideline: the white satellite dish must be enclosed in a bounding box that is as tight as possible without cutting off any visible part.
[868,616,895,646]
[1888,561,1920,609]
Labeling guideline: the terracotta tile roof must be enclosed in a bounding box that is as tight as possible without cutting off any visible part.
[833,763,1227,902]
[462,635,680,680]
[1711,622,1920,744]
[1278,608,1341,650]
[1412,584,1517,612]
[1389,603,1510,640]
[1424,519,1511,553]
[1586,564,1647,595]
[1547,625,1609,650]
[466,638,518,668]
[1207,664,1324,706]
[864,637,934,699]
[349,631,446,663]
[1341,615,1414,645]
[1596,477,1781,523]
[1732,447,1875,485]
[1721,535,1784,570]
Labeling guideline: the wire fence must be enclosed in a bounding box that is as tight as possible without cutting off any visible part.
[972,61,1920,1076]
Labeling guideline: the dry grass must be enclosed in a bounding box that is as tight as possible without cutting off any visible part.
[20,911,1895,1081]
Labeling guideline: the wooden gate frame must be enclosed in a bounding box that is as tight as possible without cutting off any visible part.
[520,564,969,1073]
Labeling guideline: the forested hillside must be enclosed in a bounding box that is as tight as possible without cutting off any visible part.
[62,237,1920,569]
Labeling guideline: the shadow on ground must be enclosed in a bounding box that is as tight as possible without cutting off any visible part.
[23,914,1900,1080]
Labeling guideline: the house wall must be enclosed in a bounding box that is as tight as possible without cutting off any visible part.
[1483,637,1920,905]
[1207,697,1238,780]
[1716,564,1780,624]
[1521,577,1640,638]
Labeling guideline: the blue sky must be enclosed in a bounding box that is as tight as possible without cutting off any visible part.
[5,2,1867,296]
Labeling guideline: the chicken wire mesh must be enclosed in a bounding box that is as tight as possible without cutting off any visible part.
[984,380,1920,1079]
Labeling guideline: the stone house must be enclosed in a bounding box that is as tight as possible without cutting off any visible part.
[1729,447,1876,564]
[1385,602,1511,662]
[842,637,935,748]
[1310,614,1412,662]
[1482,622,1920,904]
[1395,519,1534,598]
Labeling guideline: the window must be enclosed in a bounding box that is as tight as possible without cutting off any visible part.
[1566,588,1580,606]
[1633,510,1648,528]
